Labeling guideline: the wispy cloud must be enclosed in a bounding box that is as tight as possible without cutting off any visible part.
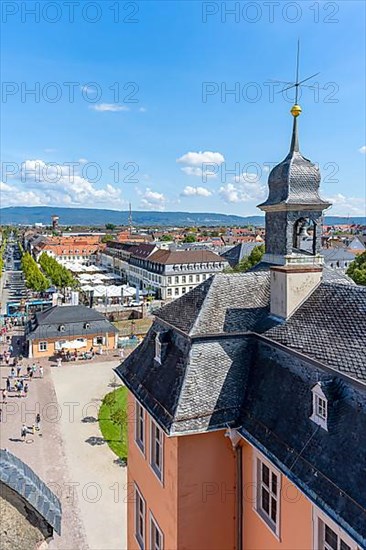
[90,103,130,112]
[177,150,225,179]
[358,145,366,154]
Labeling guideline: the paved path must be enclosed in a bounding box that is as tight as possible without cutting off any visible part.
[50,361,127,550]
[1,354,127,549]
[0,360,88,549]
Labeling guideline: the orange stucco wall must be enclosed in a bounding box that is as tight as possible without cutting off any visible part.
[241,441,313,550]
[127,393,314,550]
[127,392,179,550]
[177,430,236,550]
[30,333,116,358]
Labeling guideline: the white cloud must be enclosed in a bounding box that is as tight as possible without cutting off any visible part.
[359,145,366,154]
[177,150,225,179]
[325,193,366,217]
[139,188,166,211]
[181,185,212,197]
[1,158,126,209]
[219,175,266,204]
[90,103,130,112]
[78,158,88,164]
[139,107,147,112]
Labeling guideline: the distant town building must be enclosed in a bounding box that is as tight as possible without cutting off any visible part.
[26,305,118,358]
[100,242,228,299]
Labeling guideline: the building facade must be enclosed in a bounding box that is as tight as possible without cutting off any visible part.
[115,103,366,550]
[26,305,118,358]
[100,243,228,299]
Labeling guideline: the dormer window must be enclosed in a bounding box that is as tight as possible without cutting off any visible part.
[155,333,162,364]
[310,383,328,430]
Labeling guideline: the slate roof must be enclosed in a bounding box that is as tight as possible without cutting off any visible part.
[258,117,330,209]
[239,341,366,548]
[26,305,118,341]
[155,272,272,336]
[220,242,258,267]
[0,449,62,534]
[148,248,224,265]
[264,283,366,381]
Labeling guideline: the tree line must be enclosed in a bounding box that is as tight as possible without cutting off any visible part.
[21,252,49,292]
[39,253,76,289]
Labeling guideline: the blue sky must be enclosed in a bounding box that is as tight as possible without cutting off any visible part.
[1,0,365,217]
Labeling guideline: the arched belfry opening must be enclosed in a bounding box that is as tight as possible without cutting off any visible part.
[293,217,316,255]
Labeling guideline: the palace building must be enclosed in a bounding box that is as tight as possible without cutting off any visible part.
[115,103,366,550]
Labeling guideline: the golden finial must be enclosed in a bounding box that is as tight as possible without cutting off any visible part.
[291,104,302,117]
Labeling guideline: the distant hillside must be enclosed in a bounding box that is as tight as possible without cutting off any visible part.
[0,207,365,227]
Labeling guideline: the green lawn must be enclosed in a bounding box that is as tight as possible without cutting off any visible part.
[98,386,128,460]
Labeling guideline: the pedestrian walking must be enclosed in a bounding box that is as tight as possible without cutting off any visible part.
[57,357,62,368]
[6,378,11,392]
[0,408,2,422]
[39,365,44,378]
[16,366,21,377]
[29,369,34,380]
[27,365,31,377]
[16,382,22,398]
[119,347,125,360]
[5,355,10,366]
[24,383,29,398]
[21,424,27,441]
[2,389,7,404]
[31,424,35,435]
[35,412,41,431]
[8,344,13,354]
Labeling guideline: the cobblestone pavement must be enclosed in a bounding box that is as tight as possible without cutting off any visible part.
[0,323,127,549]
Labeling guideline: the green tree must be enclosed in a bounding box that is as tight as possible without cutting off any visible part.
[110,408,128,448]
[160,234,173,241]
[183,235,196,243]
[101,234,116,243]
[105,223,117,230]
[347,251,366,286]
[225,245,265,273]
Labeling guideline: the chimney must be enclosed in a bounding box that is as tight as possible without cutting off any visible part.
[270,264,322,320]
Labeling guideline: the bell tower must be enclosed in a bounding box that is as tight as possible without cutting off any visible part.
[258,103,331,266]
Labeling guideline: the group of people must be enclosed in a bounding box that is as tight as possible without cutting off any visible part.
[2,363,43,403]
[20,413,41,441]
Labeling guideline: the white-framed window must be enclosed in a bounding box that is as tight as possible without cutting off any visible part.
[254,452,281,537]
[310,383,328,431]
[135,484,145,550]
[175,276,179,284]
[38,341,48,352]
[155,333,161,364]
[182,275,186,283]
[196,274,200,282]
[150,419,163,482]
[135,400,145,453]
[182,287,186,294]
[167,288,172,297]
[313,508,357,550]
[93,336,106,345]
[167,276,172,284]
[202,274,206,280]
[189,275,193,283]
[150,512,163,550]
[174,288,179,295]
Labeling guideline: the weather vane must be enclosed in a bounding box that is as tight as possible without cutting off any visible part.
[270,40,321,117]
